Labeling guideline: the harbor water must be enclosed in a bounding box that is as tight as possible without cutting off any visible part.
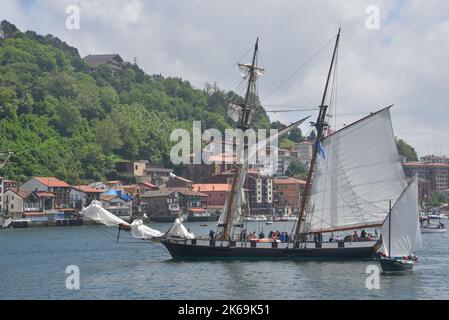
[1,221,448,299]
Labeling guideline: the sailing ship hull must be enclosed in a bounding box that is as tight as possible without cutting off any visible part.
[161,238,378,260]
[380,258,414,273]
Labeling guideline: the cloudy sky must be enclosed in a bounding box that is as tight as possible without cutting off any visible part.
[2,0,449,156]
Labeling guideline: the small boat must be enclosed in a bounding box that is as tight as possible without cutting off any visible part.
[379,176,422,274]
[265,221,273,225]
[200,224,208,227]
[421,222,447,233]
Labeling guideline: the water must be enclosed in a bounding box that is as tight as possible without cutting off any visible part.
[1,221,448,299]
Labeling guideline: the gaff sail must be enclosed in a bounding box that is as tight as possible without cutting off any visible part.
[381,176,422,257]
[306,107,407,233]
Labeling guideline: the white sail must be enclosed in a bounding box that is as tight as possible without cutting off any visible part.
[307,108,407,232]
[165,217,195,239]
[381,176,422,257]
[82,200,128,227]
[130,219,164,239]
[82,200,163,239]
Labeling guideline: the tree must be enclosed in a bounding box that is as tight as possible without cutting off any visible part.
[286,159,307,179]
[427,191,447,207]
[396,139,418,161]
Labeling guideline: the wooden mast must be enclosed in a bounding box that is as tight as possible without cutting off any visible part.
[388,200,392,258]
[219,38,259,241]
[294,29,340,240]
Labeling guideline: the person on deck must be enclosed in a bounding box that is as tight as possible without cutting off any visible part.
[353,230,358,242]
[285,232,290,243]
[209,230,215,240]
[361,229,367,240]
[259,231,265,239]
[329,233,334,242]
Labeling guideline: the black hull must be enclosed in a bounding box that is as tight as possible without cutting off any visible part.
[380,259,414,273]
[187,216,219,222]
[161,240,376,261]
[150,216,176,223]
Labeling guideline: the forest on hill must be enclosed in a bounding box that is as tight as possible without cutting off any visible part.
[0,20,417,184]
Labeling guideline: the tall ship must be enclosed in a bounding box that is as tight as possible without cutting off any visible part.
[84,30,421,261]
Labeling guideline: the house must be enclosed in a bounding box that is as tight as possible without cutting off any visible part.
[83,54,125,70]
[115,160,147,177]
[100,193,133,221]
[72,185,104,209]
[273,177,306,214]
[166,175,193,189]
[193,183,231,208]
[20,177,71,210]
[88,181,111,191]
[140,188,207,221]
[107,180,125,188]
[208,169,274,215]
[4,189,56,220]
[139,182,158,191]
[142,164,173,185]
[403,162,449,195]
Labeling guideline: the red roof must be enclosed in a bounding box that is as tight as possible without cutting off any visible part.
[193,183,231,192]
[273,177,307,185]
[139,182,157,189]
[73,185,103,193]
[34,177,70,187]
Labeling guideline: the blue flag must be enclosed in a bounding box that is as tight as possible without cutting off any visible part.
[318,141,326,159]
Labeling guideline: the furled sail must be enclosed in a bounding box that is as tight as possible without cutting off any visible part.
[165,217,195,239]
[306,108,407,233]
[82,200,128,227]
[130,219,164,239]
[381,176,422,257]
[82,200,163,239]
[238,63,265,79]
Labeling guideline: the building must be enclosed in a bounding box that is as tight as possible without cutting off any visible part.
[83,54,125,70]
[4,189,56,220]
[72,185,103,208]
[193,183,231,208]
[273,177,306,214]
[208,169,274,215]
[115,160,148,177]
[20,177,72,209]
[143,164,173,185]
[107,180,125,188]
[420,155,449,164]
[3,179,16,190]
[100,193,133,221]
[403,162,449,199]
[140,188,207,221]
[295,140,314,165]
[166,175,193,189]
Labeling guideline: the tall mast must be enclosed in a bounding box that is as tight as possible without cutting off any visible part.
[219,38,259,240]
[294,29,341,240]
[388,200,392,258]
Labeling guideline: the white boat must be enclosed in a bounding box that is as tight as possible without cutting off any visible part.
[379,176,422,273]
[421,222,447,233]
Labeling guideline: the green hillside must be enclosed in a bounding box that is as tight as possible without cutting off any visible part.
[0,20,270,184]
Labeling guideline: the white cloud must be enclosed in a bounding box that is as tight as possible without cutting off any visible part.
[1,0,449,156]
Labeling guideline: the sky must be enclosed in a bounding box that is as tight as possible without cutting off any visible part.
[2,0,449,157]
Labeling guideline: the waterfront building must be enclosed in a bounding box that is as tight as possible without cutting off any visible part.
[273,177,306,214]
[140,187,207,221]
[72,185,103,208]
[142,164,173,185]
[294,139,314,166]
[193,183,231,207]
[4,189,56,220]
[403,162,449,199]
[20,177,72,210]
[100,192,133,221]
[208,169,274,215]
[420,155,449,164]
